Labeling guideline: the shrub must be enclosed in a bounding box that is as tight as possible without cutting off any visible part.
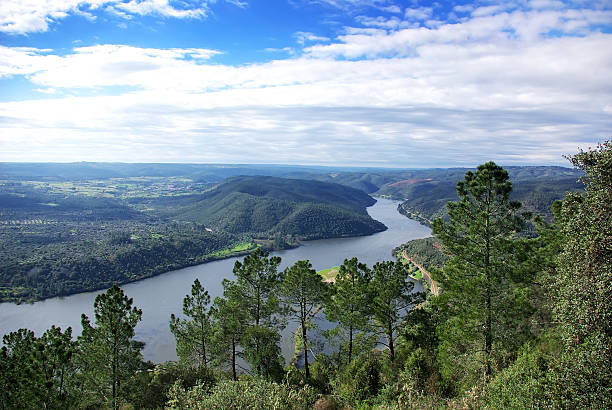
[167,377,318,410]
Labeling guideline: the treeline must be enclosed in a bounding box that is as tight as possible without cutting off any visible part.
[1,249,421,409]
[2,143,610,408]
[393,237,448,271]
[0,223,239,303]
[173,176,386,238]
[0,175,384,302]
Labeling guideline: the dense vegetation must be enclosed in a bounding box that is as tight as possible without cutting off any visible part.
[300,166,583,224]
[393,237,448,272]
[0,175,383,302]
[2,143,609,408]
[174,176,386,239]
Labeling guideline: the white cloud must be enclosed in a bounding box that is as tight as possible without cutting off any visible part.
[529,0,565,10]
[303,7,612,59]
[305,0,398,13]
[0,2,610,166]
[356,16,414,29]
[34,87,57,94]
[404,7,433,20]
[294,31,330,45]
[472,4,515,18]
[0,45,222,90]
[380,5,401,14]
[111,0,207,19]
[454,5,474,14]
[0,0,242,34]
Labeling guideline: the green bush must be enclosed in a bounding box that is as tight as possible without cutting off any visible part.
[484,342,554,408]
[332,352,381,405]
[167,377,318,410]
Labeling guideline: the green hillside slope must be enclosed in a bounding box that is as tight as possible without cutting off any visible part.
[172,176,386,239]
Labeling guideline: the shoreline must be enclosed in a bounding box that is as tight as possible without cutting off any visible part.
[0,224,391,305]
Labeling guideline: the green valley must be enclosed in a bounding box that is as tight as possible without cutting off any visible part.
[0,172,384,303]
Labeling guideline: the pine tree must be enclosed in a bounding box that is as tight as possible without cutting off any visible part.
[211,280,248,381]
[0,329,39,409]
[370,260,423,362]
[232,248,284,378]
[0,326,77,409]
[280,259,328,378]
[170,278,213,372]
[432,162,527,388]
[325,257,373,365]
[35,325,77,408]
[78,284,143,410]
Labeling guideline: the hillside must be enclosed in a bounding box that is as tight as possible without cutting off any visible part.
[0,174,384,302]
[171,176,386,240]
[298,166,584,224]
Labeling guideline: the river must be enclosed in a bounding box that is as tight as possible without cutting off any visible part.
[0,198,431,363]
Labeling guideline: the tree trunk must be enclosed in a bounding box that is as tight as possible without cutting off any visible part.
[201,319,207,371]
[302,317,309,378]
[348,325,353,365]
[485,191,492,378]
[231,336,237,381]
[388,321,395,362]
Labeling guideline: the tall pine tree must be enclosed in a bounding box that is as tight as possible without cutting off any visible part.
[280,260,328,378]
[432,162,527,389]
[79,285,143,410]
[325,257,373,366]
[232,248,284,378]
[211,280,248,381]
[170,278,213,372]
[370,260,422,362]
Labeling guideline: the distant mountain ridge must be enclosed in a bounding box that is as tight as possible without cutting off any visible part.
[296,166,584,223]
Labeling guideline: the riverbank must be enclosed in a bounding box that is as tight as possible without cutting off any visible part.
[0,198,432,363]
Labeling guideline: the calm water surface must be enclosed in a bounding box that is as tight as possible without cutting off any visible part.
[0,198,431,363]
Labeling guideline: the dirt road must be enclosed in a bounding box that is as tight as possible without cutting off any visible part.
[402,249,439,296]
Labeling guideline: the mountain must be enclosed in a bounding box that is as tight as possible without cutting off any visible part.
[295,166,584,224]
[0,174,385,302]
[172,176,386,239]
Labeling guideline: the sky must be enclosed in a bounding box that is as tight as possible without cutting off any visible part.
[0,0,610,168]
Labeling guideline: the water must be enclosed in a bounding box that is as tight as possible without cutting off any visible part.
[0,198,431,363]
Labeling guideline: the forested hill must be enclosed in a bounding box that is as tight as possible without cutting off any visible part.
[0,173,384,302]
[171,176,386,239]
[297,166,584,224]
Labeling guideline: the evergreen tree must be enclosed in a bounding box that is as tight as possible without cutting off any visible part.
[232,248,284,377]
[280,259,328,378]
[78,284,143,410]
[35,326,77,409]
[0,329,38,409]
[170,278,213,371]
[0,326,76,410]
[325,257,373,365]
[211,280,248,381]
[370,260,423,362]
[432,162,527,388]
[552,141,612,407]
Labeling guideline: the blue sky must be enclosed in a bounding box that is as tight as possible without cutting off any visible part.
[0,0,610,167]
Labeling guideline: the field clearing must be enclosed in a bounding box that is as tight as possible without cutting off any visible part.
[318,267,339,282]
[208,242,258,259]
[1,177,214,199]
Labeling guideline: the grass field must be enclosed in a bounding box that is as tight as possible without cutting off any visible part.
[3,177,215,199]
[318,267,339,282]
[208,242,258,259]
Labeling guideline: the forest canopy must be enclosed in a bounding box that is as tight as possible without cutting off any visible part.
[2,144,609,408]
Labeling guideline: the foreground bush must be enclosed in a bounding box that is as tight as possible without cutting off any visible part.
[166,377,319,410]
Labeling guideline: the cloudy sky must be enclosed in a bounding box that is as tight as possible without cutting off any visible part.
[0,0,610,167]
